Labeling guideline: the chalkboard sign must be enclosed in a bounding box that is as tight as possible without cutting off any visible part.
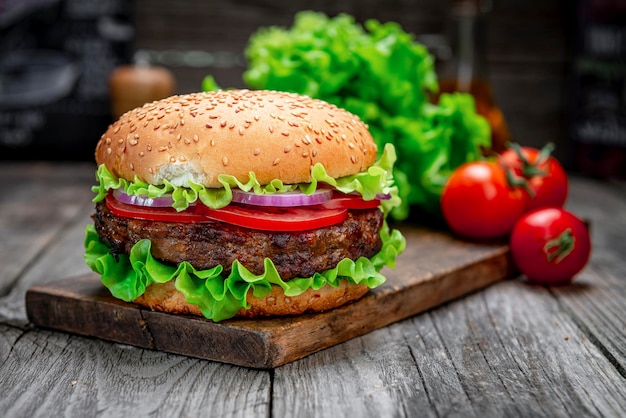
[0,0,135,160]
[570,0,626,178]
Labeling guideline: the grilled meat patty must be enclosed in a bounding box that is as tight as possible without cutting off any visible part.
[92,201,384,280]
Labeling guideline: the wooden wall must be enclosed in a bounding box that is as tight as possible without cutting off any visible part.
[132,0,571,163]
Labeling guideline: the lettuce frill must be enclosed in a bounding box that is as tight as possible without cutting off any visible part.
[84,221,406,322]
[92,144,400,214]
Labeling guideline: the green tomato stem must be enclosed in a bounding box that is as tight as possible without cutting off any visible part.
[543,228,575,264]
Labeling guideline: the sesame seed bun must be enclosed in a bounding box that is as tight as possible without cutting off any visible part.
[95,90,378,187]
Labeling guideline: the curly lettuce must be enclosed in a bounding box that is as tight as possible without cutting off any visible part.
[236,11,491,218]
[84,221,406,322]
[93,143,400,213]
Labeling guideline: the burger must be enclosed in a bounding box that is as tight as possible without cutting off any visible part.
[84,89,405,321]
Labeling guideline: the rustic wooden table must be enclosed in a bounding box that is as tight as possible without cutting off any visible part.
[1,162,625,417]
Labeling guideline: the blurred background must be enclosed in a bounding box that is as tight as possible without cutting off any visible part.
[1,0,624,179]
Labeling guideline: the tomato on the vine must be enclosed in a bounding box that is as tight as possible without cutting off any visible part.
[441,161,527,239]
[510,207,591,284]
[499,143,568,211]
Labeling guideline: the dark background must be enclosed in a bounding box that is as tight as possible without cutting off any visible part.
[1,0,624,177]
[134,0,572,161]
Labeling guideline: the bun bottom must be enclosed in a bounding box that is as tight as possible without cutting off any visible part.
[132,280,369,320]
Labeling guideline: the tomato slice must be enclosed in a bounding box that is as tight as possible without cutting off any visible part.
[315,192,381,210]
[105,195,348,231]
[106,195,207,223]
[195,204,348,231]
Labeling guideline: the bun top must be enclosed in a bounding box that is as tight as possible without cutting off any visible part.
[95,90,378,187]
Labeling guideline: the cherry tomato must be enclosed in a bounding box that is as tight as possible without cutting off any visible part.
[499,143,568,211]
[510,207,591,284]
[441,161,526,239]
[106,195,348,231]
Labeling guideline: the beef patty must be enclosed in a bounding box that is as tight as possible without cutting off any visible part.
[93,201,384,280]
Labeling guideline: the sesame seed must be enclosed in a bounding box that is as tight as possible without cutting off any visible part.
[239,128,244,136]
[254,115,260,121]
[105,137,111,144]
[272,158,280,166]
[254,149,261,156]
[220,120,227,128]
[170,157,176,162]
[176,134,182,141]
[129,139,138,146]
[302,152,309,158]
[130,125,137,132]
[179,156,187,162]
[117,138,124,144]
[351,155,358,163]
[161,124,170,130]
[228,123,235,129]
[315,137,323,144]
[114,126,120,133]
[158,146,167,152]
[222,157,229,166]
[130,163,134,170]
[211,139,215,146]
[154,123,160,130]
[269,126,274,133]
[209,115,218,119]
[139,151,144,157]
[147,144,152,151]
[284,146,291,153]
[184,138,191,144]
[149,167,154,174]
[106,148,112,155]
[281,131,290,137]
[180,119,185,126]
[193,134,199,142]
[312,149,318,157]
[348,142,355,149]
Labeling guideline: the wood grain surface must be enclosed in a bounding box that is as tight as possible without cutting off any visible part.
[25,225,516,368]
[2,163,625,417]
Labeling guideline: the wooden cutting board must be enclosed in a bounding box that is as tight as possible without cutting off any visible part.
[25,224,516,368]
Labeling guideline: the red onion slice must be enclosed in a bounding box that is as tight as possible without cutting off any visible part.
[112,189,175,207]
[231,188,333,207]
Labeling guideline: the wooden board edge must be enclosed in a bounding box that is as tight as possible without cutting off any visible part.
[25,276,276,368]
[262,249,517,367]
[24,247,517,368]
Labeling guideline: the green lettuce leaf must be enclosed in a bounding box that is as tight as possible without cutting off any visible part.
[92,143,400,214]
[84,221,406,322]
[237,11,491,218]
